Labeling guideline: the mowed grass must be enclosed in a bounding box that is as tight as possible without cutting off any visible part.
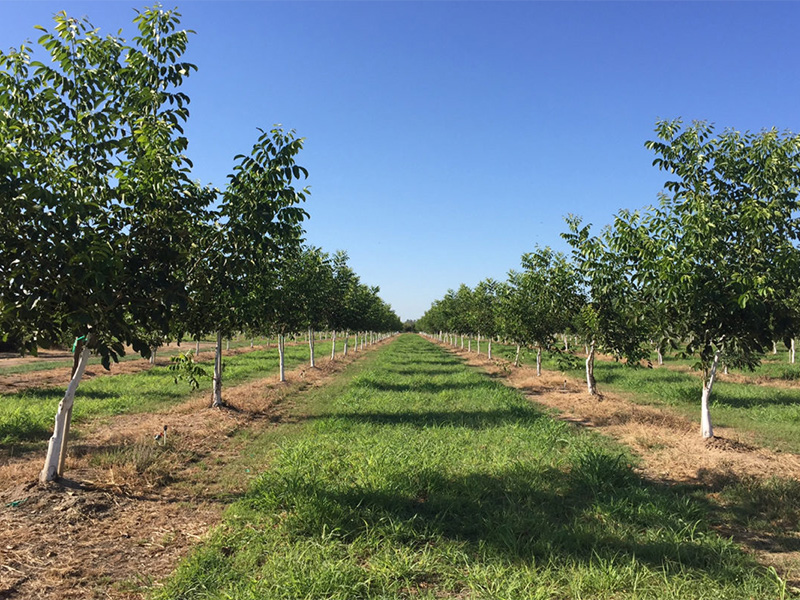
[471,339,800,453]
[0,338,345,448]
[154,334,789,600]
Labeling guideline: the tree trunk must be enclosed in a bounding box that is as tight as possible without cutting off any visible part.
[477,334,481,355]
[149,346,157,365]
[468,338,472,352]
[331,330,337,360]
[460,334,464,349]
[226,339,230,351]
[211,331,223,408]
[773,340,778,355]
[308,327,316,368]
[536,347,542,376]
[40,340,91,482]
[700,349,722,439]
[514,344,521,367]
[354,331,359,352]
[586,340,597,396]
[278,334,286,382]
[563,333,569,351]
[488,339,492,359]
[343,331,349,357]
[657,346,663,366]
[196,338,200,355]
[792,339,796,364]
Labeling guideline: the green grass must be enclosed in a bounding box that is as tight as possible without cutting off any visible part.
[154,334,791,599]
[455,338,800,453]
[0,338,350,448]
[0,336,298,377]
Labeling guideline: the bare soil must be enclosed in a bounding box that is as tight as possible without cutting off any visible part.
[0,344,377,600]
[445,343,800,592]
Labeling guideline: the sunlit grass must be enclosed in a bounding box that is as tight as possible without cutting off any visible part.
[154,335,787,599]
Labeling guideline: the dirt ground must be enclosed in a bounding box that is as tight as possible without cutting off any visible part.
[0,344,377,600]
[446,343,800,592]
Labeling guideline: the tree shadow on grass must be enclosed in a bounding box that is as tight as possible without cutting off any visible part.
[247,454,748,584]
[316,406,547,430]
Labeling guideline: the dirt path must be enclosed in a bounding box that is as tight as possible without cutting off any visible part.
[0,343,383,600]
[444,343,800,591]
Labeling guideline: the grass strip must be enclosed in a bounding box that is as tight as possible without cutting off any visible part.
[155,334,788,599]
[0,339,350,448]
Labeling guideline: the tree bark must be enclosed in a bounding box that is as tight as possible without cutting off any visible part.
[657,346,663,366]
[331,330,337,360]
[343,331,349,357]
[468,338,472,352]
[150,346,157,365]
[586,340,597,396]
[773,340,778,355]
[308,327,316,368]
[477,334,481,355]
[40,340,91,482]
[278,334,286,382]
[536,347,542,376]
[196,338,200,355]
[460,334,464,349]
[563,333,569,351]
[488,339,492,359]
[211,331,223,408]
[514,344,521,367]
[700,349,722,438]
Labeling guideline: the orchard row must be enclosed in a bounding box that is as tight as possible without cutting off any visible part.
[420,120,800,441]
[0,6,400,481]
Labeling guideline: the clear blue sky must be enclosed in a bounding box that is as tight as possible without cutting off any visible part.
[4,1,800,320]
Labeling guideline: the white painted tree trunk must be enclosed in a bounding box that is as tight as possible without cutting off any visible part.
[700,349,722,439]
[278,334,286,382]
[226,339,230,351]
[354,331,359,352]
[657,347,663,366]
[343,331,349,357]
[211,331,223,408]
[149,346,157,365]
[468,338,472,352]
[40,342,91,482]
[773,341,778,355]
[250,339,254,348]
[563,333,569,351]
[586,340,597,396]
[488,340,492,359]
[196,339,200,355]
[477,334,481,355]
[514,345,521,367]
[308,327,316,368]
[331,330,337,360]
[536,347,542,376]
[460,334,464,349]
